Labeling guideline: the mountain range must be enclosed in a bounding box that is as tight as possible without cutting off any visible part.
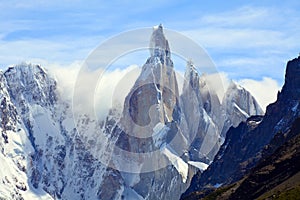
[0,25,298,200]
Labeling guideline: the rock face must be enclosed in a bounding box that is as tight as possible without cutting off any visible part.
[112,24,190,200]
[181,62,222,163]
[182,56,300,199]
[221,81,264,141]
[0,25,263,200]
[181,61,263,163]
[117,24,181,153]
[223,81,263,129]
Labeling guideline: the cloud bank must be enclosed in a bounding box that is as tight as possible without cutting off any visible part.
[239,77,280,112]
[48,62,141,120]
[48,61,279,119]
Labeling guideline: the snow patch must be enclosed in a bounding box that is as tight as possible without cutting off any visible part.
[161,147,188,183]
[202,108,213,124]
[233,103,249,118]
[213,183,223,188]
[188,161,209,172]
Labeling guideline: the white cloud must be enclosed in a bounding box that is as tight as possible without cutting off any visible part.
[238,77,280,111]
[47,61,82,101]
[196,71,280,112]
[201,72,230,102]
[95,65,141,118]
[47,62,141,120]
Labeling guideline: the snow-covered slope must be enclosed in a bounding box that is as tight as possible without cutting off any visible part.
[0,64,123,199]
[0,69,53,199]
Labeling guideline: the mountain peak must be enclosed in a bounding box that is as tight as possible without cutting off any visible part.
[280,56,300,99]
[186,59,197,72]
[153,23,163,30]
[184,60,200,90]
[149,24,170,58]
[4,63,57,107]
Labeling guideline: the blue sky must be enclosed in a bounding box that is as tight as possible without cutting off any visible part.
[1,0,299,87]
